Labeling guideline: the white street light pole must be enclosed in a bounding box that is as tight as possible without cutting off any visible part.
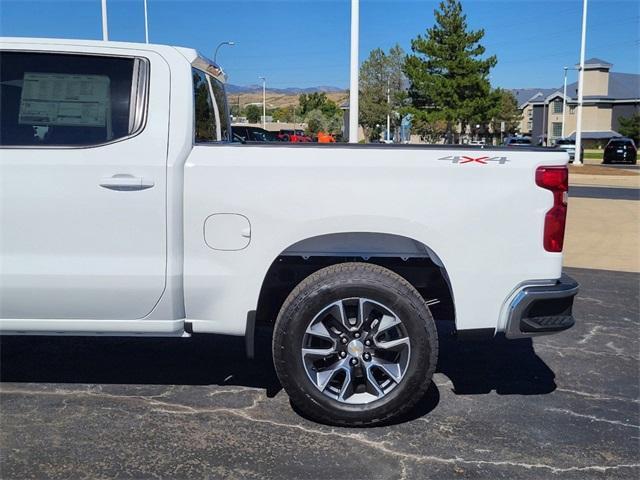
[214,41,235,64]
[348,0,359,143]
[561,66,578,139]
[574,0,588,166]
[386,78,391,142]
[259,76,266,129]
[542,100,548,146]
[101,0,109,41]
[143,0,149,43]
[562,67,568,138]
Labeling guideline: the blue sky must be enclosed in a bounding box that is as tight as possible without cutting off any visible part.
[1,0,638,89]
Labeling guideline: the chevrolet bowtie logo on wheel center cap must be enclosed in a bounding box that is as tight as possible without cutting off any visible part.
[347,339,364,357]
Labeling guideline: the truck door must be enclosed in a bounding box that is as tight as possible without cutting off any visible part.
[0,48,168,320]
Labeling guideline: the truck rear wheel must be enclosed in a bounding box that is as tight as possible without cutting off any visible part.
[272,262,438,426]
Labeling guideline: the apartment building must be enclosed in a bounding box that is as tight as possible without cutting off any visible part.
[513,58,639,147]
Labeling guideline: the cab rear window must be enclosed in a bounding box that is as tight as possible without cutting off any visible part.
[608,139,633,147]
[0,51,146,147]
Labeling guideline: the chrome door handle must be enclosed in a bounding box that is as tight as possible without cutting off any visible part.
[99,174,155,191]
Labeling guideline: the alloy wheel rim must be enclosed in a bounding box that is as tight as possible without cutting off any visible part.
[301,297,411,404]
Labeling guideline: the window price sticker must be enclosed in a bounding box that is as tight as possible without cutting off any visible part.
[19,73,110,127]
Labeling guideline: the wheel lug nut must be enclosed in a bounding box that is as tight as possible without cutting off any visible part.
[354,332,361,338]
[365,340,371,346]
[350,358,358,366]
[341,337,348,344]
[363,352,371,361]
[340,351,347,358]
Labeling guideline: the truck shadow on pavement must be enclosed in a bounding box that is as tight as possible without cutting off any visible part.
[435,321,556,396]
[0,321,555,424]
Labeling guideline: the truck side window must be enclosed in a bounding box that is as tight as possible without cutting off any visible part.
[192,68,217,143]
[0,51,143,147]
[209,77,230,142]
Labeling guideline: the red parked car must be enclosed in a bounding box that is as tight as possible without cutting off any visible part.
[276,129,312,143]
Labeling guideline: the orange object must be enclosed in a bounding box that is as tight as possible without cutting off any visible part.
[317,132,335,143]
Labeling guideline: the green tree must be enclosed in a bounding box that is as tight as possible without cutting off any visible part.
[489,88,522,137]
[305,109,328,135]
[245,104,261,124]
[299,92,342,134]
[304,107,343,135]
[299,92,326,115]
[320,99,340,118]
[272,106,296,123]
[359,44,407,141]
[404,0,497,143]
[326,111,344,134]
[299,92,340,118]
[360,49,388,141]
[618,113,640,144]
[411,114,448,143]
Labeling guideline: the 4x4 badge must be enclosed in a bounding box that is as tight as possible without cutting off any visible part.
[438,155,509,164]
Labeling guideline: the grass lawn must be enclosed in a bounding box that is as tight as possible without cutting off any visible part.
[583,150,603,159]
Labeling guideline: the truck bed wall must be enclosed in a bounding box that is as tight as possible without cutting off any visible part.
[183,144,567,335]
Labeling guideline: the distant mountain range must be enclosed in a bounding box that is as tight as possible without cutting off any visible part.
[226,84,346,94]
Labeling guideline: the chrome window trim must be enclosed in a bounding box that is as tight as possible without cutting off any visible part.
[210,76,231,142]
[127,58,149,135]
[0,49,150,150]
[206,74,223,141]
[127,59,140,134]
[191,55,226,83]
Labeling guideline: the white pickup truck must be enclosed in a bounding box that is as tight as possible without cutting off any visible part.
[0,38,578,426]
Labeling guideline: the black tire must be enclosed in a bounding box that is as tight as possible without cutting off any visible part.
[272,262,438,426]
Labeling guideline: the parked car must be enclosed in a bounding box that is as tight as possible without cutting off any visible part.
[277,129,312,143]
[603,138,637,164]
[504,136,533,147]
[554,138,583,163]
[232,125,276,142]
[0,37,578,427]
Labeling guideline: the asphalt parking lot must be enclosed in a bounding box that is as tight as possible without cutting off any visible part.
[1,266,638,479]
[570,186,640,201]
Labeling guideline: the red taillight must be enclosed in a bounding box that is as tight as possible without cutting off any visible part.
[536,166,568,252]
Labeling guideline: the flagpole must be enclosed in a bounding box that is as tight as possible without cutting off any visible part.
[101,0,109,40]
[574,0,588,166]
[143,0,149,43]
[348,0,359,143]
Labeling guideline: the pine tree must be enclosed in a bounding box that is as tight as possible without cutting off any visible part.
[618,113,640,144]
[359,45,406,141]
[404,0,497,142]
[489,88,522,138]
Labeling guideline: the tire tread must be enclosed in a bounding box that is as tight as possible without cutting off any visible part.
[272,262,438,426]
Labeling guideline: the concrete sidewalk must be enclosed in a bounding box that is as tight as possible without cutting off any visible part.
[564,197,640,272]
[565,166,639,272]
[570,174,640,189]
